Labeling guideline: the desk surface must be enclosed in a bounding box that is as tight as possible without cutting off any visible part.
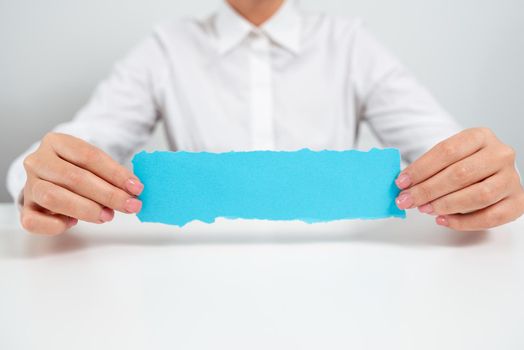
[1,203,523,350]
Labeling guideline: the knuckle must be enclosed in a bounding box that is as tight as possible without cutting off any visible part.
[22,153,37,172]
[414,184,433,203]
[40,190,57,208]
[451,164,471,184]
[477,127,493,137]
[433,199,450,215]
[500,145,516,163]
[73,201,103,223]
[90,209,105,224]
[477,184,496,204]
[466,128,488,145]
[33,182,56,208]
[65,169,83,188]
[42,132,60,145]
[476,127,493,138]
[110,166,127,187]
[104,189,120,208]
[439,142,457,159]
[81,147,101,165]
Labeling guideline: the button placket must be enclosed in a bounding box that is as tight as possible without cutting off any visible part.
[248,32,275,150]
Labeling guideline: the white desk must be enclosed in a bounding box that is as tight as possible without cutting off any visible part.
[0,203,523,350]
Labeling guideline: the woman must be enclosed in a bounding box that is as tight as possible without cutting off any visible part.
[7,0,523,235]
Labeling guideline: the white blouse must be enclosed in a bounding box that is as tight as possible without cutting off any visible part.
[7,0,460,202]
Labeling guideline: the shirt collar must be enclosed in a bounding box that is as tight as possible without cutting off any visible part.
[212,0,302,55]
[262,0,302,54]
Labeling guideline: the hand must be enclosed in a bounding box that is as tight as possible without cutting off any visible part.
[20,132,144,235]
[395,128,524,231]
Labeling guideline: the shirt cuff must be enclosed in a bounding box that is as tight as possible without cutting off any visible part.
[6,142,39,210]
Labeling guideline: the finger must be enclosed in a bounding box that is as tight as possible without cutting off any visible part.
[418,171,517,215]
[33,157,141,214]
[43,133,143,195]
[31,179,115,224]
[38,207,78,228]
[396,148,500,209]
[20,206,71,235]
[395,128,493,189]
[436,193,524,231]
[67,217,79,228]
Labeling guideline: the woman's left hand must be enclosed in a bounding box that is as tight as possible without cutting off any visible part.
[395,127,524,231]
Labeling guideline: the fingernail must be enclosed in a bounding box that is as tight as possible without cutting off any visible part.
[124,198,142,213]
[395,192,413,209]
[436,216,449,227]
[67,217,78,227]
[126,178,144,196]
[395,173,412,190]
[418,203,434,214]
[100,208,114,222]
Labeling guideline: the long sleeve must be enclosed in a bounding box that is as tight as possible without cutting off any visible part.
[6,34,164,203]
[351,22,461,163]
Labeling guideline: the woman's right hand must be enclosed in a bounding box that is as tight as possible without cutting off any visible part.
[20,132,144,235]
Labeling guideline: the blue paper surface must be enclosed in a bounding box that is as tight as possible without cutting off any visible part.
[132,149,405,226]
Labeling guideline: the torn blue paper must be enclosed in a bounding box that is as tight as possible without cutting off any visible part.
[132,149,405,226]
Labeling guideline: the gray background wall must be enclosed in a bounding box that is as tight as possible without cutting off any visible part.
[1,0,523,202]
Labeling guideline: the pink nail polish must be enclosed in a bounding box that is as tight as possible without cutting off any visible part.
[395,173,412,190]
[418,203,434,214]
[67,217,78,227]
[395,192,413,209]
[124,198,142,213]
[100,208,114,222]
[126,178,144,196]
[436,216,449,227]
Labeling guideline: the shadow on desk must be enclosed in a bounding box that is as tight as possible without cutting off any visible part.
[0,212,490,259]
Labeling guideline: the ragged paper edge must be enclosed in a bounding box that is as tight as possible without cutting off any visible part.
[132,148,406,227]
